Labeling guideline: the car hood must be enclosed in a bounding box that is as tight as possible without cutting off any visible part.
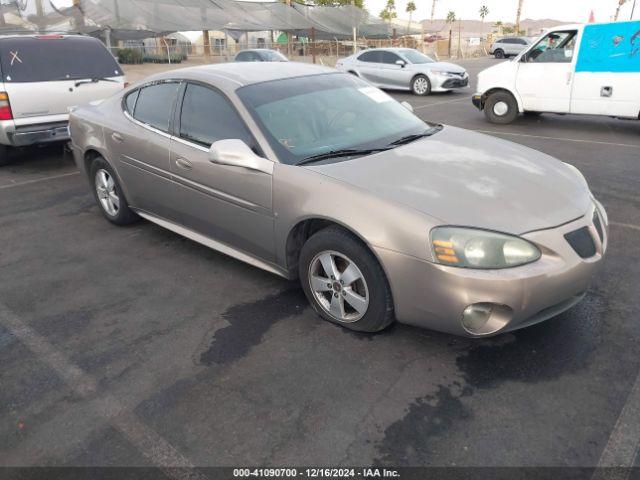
[307,126,592,234]
[417,61,467,74]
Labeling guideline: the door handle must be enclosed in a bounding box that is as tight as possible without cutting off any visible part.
[111,132,124,143]
[175,157,193,170]
[566,71,573,85]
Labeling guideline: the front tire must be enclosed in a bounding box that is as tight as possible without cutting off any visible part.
[299,226,394,333]
[89,157,138,226]
[411,74,431,96]
[484,91,519,124]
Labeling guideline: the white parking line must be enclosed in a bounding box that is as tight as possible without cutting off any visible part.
[592,370,640,480]
[0,301,205,479]
[475,130,640,149]
[611,221,640,232]
[0,171,80,190]
[413,97,468,110]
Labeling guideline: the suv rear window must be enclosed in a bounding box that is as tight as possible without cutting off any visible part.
[0,36,122,83]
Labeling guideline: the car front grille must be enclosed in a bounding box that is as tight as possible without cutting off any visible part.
[564,226,596,259]
[442,77,469,88]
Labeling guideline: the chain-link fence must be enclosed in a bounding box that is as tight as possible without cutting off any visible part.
[109,36,490,70]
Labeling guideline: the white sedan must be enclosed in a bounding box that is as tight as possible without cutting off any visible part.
[336,47,469,95]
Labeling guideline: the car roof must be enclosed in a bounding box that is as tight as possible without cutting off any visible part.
[144,62,337,91]
[0,33,89,40]
[237,49,281,53]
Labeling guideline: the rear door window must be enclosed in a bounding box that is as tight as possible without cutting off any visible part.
[358,51,381,63]
[133,82,180,132]
[0,36,122,83]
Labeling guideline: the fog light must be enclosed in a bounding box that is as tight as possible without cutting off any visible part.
[461,303,514,336]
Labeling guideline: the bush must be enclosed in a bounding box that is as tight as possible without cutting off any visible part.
[142,53,184,64]
[116,48,144,65]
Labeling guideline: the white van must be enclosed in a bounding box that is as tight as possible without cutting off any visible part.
[0,34,125,165]
[472,21,640,124]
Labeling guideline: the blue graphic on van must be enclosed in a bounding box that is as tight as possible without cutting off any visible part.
[576,21,640,73]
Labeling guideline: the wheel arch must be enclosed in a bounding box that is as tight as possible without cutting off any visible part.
[284,217,392,285]
[483,87,524,113]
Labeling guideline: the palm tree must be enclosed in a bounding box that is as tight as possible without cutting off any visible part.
[406,1,416,34]
[446,10,456,24]
[493,20,503,36]
[614,0,629,20]
[380,0,397,24]
[479,5,489,38]
[515,0,524,34]
[430,0,437,23]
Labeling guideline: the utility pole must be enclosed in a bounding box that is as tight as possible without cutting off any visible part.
[72,0,85,31]
[430,0,437,24]
[632,0,637,19]
[352,0,357,54]
[515,0,524,34]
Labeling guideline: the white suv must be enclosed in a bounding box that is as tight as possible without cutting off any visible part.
[0,34,125,165]
[489,37,533,58]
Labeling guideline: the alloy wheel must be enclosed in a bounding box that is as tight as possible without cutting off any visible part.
[308,250,369,323]
[413,77,429,95]
[95,169,120,217]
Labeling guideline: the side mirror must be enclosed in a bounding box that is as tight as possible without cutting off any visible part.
[209,139,273,175]
[396,59,406,68]
[400,101,414,113]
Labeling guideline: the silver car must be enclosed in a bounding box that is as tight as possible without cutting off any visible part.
[70,63,608,337]
[336,48,468,95]
[489,36,534,58]
[234,49,288,62]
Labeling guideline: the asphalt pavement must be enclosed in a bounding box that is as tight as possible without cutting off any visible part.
[1,57,639,473]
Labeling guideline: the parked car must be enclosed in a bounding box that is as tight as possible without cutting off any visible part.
[70,63,608,337]
[0,34,126,165]
[234,49,288,62]
[335,48,468,95]
[474,21,640,124]
[489,36,533,58]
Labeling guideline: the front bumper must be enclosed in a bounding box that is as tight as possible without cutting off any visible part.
[472,93,484,110]
[431,73,469,92]
[376,203,608,337]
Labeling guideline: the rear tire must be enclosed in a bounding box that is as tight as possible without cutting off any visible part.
[411,74,431,96]
[89,157,138,226]
[299,226,394,333]
[0,145,13,166]
[494,49,505,59]
[484,91,519,124]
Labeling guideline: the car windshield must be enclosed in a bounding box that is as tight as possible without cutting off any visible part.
[261,50,287,61]
[401,50,435,64]
[0,36,122,83]
[237,73,433,165]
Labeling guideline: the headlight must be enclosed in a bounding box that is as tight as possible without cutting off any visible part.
[431,227,541,269]
[430,70,454,77]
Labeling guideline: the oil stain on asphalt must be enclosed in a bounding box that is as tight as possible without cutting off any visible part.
[198,288,308,366]
[374,289,607,465]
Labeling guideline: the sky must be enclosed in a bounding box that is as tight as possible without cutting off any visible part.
[366,0,637,23]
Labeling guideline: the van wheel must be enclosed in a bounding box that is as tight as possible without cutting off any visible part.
[411,75,431,96]
[299,226,395,333]
[89,157,138,226]
[494,49,505,59]
[0,145,13,166]
[484,91,519,124]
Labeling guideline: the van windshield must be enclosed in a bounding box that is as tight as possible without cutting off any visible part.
[0,36,122,83]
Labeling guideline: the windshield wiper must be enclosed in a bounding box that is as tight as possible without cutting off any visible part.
[389,125,443,146]
[296,147,392,166]
[74,77,120,88]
